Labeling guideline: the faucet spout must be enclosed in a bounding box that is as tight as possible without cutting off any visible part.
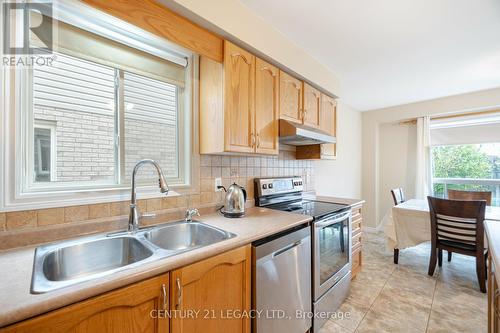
[128,159,169,232]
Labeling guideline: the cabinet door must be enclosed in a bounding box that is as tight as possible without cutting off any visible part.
[303,83,321,128]
[255,58,279,155]
[3,273,170,333]
[319,94,336,136]
[170,245,251,333]
[320,94,337,158]
[279,70,303,124]
[224,41,255,153]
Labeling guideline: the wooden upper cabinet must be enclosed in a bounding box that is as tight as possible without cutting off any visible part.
[279,70,303,124]
[320,93,337,158]
[170,245,251,333]
[319,94,336,136]
[224,41,256,154]
[302,83,321,128]
[199,41,278,155]
[296,93,337,160]
[2,273,170,333]
[255,58,279,155]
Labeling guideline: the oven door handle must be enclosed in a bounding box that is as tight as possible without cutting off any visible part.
[315,211,351,228]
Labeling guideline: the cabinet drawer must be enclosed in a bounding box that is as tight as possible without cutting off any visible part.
[352,230,362,246]
[352,247,362,275]
[352,211,363,222]
[351,220,361,233]
[352,239,362,253]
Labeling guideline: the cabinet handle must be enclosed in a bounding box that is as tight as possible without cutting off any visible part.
[161,283,167,310]
[251,133,256,148]
[256,133,260,148]
[231,53,251,65]
[176,278,182,310]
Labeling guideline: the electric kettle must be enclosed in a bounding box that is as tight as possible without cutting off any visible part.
[220,183,247,218]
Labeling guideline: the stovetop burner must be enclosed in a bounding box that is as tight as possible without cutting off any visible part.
[267,200,350,219]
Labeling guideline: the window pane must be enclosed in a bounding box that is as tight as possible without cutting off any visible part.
[432,143,500,206]
[34,127,52,182]
[33,52,117,184]
[432,144,499,179]
[123,72,179,182]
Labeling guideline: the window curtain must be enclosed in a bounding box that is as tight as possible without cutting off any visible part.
[415,116,432,198]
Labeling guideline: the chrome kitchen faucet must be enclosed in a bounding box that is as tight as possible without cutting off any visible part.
[128,159,169,232]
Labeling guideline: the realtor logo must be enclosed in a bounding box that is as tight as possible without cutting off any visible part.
[2,2,53,55]
[2,2,55,67]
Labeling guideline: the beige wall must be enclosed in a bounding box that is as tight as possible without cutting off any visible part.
[362,87,500,229]
[378,122,416,224]
[160,0,341,96]
[315,102,362,198]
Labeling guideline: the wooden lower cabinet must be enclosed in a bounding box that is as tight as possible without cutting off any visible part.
[2,273,170,333]
[2,245,252,333]
[170,245,251,333]
[488,253,500,333]
[351,204,363,279]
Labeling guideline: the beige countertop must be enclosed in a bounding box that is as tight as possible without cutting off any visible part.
[486,220,500,286]
[0,207,311,328]
[303,194,365,208]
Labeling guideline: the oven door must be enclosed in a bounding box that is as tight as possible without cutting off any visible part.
[313,210,352,300]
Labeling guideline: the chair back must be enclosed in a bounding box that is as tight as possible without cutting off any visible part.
[447,189,492,206]
[391,188,406,205]
[427,196,486,251]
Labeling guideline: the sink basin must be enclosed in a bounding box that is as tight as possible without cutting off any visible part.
[144,221,235,251]
[42,237,153,281]
[31,221,235,293]
[32,236,154,293]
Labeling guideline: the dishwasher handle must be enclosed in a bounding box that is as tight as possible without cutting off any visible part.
[254,227,310,260]
[273,240,302,258]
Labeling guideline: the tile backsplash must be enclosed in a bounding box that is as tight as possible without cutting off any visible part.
[0,150,314,240]
[199,151,315,203]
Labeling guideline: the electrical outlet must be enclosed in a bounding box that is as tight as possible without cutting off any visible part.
[214,177,223,192]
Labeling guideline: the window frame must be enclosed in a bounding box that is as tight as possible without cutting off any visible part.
[0,1,199,211]
[33,120,57,182]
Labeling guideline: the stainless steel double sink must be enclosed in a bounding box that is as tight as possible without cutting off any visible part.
[31,221,236,293]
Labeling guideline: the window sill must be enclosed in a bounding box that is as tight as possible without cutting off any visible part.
[1,186,184,213]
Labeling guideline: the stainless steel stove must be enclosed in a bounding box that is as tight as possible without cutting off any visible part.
[254,177,352,333]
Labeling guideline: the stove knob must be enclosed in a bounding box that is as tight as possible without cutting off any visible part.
[262,184,267,189]
[299,181,303,185]
[268,184,273,189]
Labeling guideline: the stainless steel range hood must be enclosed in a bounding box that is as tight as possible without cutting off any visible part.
[279,120,336,146]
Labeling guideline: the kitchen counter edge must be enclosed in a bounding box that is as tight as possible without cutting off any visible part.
[0,207,312,328]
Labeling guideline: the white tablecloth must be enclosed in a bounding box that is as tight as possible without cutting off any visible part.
[384,199,500,250]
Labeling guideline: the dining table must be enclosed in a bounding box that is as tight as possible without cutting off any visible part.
[384,198,500,251]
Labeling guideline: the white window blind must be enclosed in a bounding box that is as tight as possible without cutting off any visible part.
[31,14,186,87]
[430,113,500,146]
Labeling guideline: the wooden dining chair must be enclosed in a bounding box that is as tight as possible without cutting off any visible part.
[390,188,405,264]
[447,189,492,206]
[446,189,491,262]
[391,188,406,206]
[427,196,487,293]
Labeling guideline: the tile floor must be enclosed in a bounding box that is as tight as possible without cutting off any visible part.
[319,232,487,333]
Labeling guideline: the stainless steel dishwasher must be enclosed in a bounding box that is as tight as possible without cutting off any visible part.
[253,226,311,333]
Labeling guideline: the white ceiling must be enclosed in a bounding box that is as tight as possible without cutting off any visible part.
[239,0,500,111]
